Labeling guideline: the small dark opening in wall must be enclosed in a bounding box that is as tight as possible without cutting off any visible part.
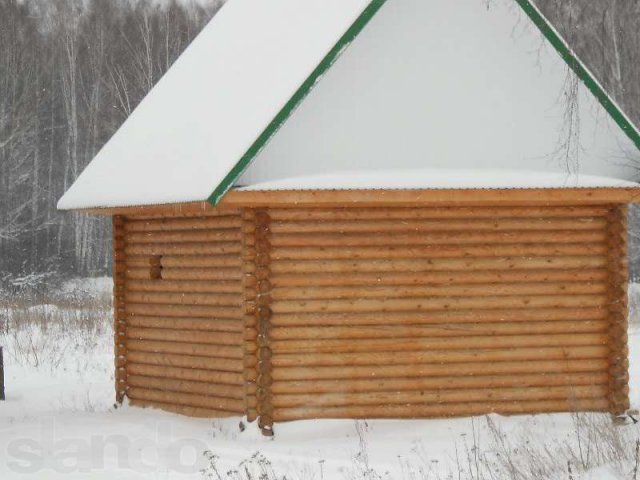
[150,255,163,280]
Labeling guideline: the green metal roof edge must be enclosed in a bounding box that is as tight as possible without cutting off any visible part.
[209,0,640,206]
[208,0,388,206]
[515,0,640,151]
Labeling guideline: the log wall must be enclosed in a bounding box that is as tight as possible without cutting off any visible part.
[118,210,246,417]
[265,205,625,422]
[112,203,631,429]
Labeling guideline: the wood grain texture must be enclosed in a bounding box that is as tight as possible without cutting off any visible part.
[266,204,618,424]
[111,201,631,430]
[113,216,127,404]
[120,211,246,418]
[242,209,259,423]
[253,209,274,435]
[606,206,631,415]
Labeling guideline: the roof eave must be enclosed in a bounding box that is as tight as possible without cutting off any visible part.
[75,187,640,215]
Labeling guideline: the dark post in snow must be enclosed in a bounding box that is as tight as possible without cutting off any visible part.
[0,347,4,401]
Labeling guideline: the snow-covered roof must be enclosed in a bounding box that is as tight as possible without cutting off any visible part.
[58,0,640,211]
[238,169,640,192]
[58,0,376,210]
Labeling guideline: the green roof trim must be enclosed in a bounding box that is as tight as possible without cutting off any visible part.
[208,0,388,206]
[514,0,640,151]
[208,0,640,206]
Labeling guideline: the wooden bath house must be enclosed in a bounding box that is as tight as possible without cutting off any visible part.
[59,0,640,435]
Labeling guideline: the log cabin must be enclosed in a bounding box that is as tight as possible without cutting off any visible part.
[58,0,640,435]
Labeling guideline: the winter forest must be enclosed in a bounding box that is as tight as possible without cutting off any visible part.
[2,0,640,286]
[0,0,222,285]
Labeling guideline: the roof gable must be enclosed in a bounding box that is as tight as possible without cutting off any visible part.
[239,0,639,189]
[58,0,640,210]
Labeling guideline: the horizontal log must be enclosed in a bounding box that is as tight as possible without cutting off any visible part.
[117,204,239,218]
[125,216,242,232]
[270,218,607,234]
[269,256,607,274]
[127,316,243,332]
[218,188,638,208]
[267,206,612,222]
[126,327,243,346]
[270,230,607,247]
[128,375,244,400]
[126,303,243,319]
[271,345,609,367]
[82,191,626,215]
[127,339,243,359]
[270,307,608,326]
[272,358,609,381]
[127,387,243,414]
[128,399,239,418]
[271,282,606,301]
[269,321,609,340]
[271,269,608,287]
[127,363,243,385]
[125,242,242,256]
[126,230,241,244]
[271,385,609,408]
[126,351,243,372]
[271,333,608,354]
[125,292,242,308]
[271,295,608,314]
[271,372,609,394]
[160,255,241,269]
[272,398,609,421]
[158,268,243,282]
[126,280,243,295]
[271,243,607,261]
[123,256,241,269]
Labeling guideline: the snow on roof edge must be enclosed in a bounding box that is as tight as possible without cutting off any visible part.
[236,169,640,192]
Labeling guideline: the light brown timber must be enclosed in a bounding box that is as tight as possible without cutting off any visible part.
[270,269,608,287]
[126,363,243,385]
[607,206,631,415]
[127,387,243,413]
[269,321,609,340]
[268,359,610,381]
[270,333,608,354]
[271,243,607,260]
[113,216,127,404]
[271,385,608,408]
[128,399,238,418]
[271,295,608,314]
[272,398,609,421]
[127,375,245,400]
[271,283,606,300]
[126,351,243,372]
[269,217,607,234]
[270,308,608,326]
[101,201,635,431]
[271,346,610,367]
[242,208,259,423]
[126,316,243,332]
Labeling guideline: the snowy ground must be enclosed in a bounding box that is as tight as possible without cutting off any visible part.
[1,279,639,479]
